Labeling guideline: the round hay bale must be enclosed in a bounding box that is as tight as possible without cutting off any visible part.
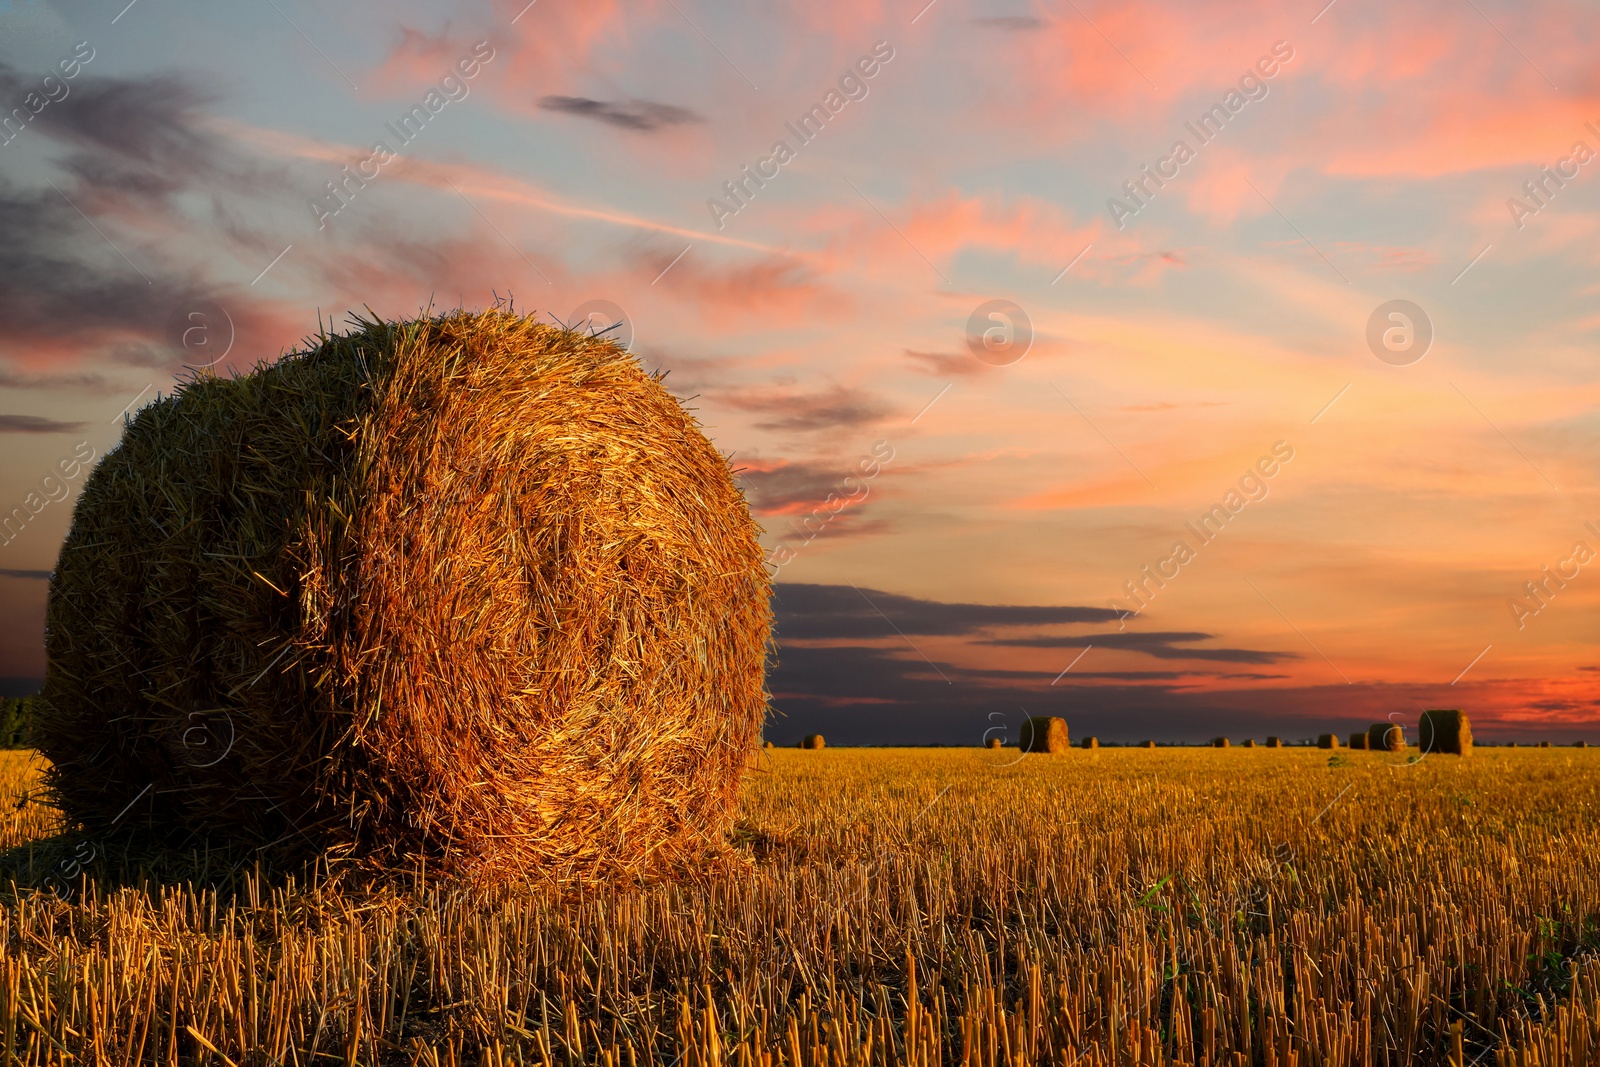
[1242,738,1256,748]
[1507,741,1519,748]
[1211,737,1229,748]
[1577,740,1590,749]
[1020,716,1068,754]
[1419,709,1471,756]
[1081,736,1099,750]
[1348,732,1370,750]
[36,310,772,881]
[1317,733,1339,750]
[763,741,775,749]
[1265,736,1283,748]
[800,734,825,750]
[1539,740,1552,748]
[0,695,33,748]
[985,737,1002,749]
[1367,723,1405,752]
[1140,740,1157,749]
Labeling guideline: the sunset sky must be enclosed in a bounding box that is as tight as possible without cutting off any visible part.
[1,0,1597,743]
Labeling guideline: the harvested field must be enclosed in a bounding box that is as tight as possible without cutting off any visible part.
[0,747,1599,1063]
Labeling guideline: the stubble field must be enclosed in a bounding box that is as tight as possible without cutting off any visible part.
[0,745,1596,1065]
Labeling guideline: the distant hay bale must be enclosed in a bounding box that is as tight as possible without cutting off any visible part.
[1577,741,1590,749]
[1265,737,1283,748]
[1318,734,1339,749]
[763,741,774,749]
[801,734,825,750]
[1419,709,1472,756]
[1081,736,1099,750]
[1348,732,1370,750]
[1539,741,1552,748]
[1508,741,1519,748]
[1242,739,1256,748]
[985,737,1002,749]
[1020,716,1068,754]
[0,696,34,749]
[36,310,772,882]
[1211,737,1229,748]
[1368,723,1405,752]
[1140,740,1156,749]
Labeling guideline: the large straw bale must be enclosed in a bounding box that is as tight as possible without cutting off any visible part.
[1317,734,1339,750]
[1419,709,1472,756]
[1081,736,1099,750]
[1020,716,1068,753]
[800,734,825,750]
[1265,737,1283,748]
[1211,737,1229,748]
[36,310,772,881]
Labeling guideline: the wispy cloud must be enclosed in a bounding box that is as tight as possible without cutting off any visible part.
[774,583,1123,640]
[722,384,892,434]
[979,630,1300,665]
[538,96,702,132]
[0,415,86,434]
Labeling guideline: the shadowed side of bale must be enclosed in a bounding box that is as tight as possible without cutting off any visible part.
[800,735,825,750]
[1318,734,1339,749]
[1265,737,1283,748]
[1349,732,1370,750]
[985,737,1002,749]
[39,348,378,857]
[37,310,772,882]
[1419,709,1472,756]
[1081,736,1098,750]
[1020,716,1068,754]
